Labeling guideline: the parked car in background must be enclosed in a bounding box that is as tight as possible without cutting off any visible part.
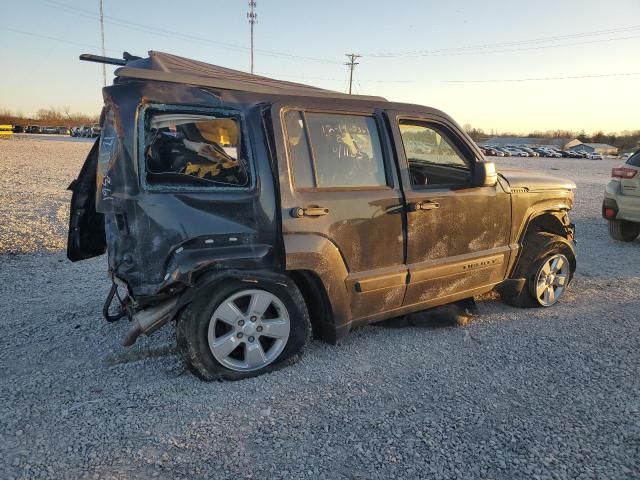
[587,152,603,160]
[603,151,640,242]
[41,126,58,134]
[485,147,504,157]
[560,150,582,158]
[519,147,539,157]
[506,147,528,157]
[532,148,548,157]
[57,126,70,135]
[90,123,101,138]
[25,125,42,133]
[12,125,24,133]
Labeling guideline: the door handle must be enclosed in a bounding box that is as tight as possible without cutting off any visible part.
[291,206,330,218]
[409,201,440,211]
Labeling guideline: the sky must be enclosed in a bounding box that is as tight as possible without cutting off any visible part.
[1,0,638,134]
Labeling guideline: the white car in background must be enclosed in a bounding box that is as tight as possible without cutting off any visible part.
[603,151,640,242]
[587,152,603,160]
[506,148,528,157]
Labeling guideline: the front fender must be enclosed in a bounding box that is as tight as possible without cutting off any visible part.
[510,190,574,245]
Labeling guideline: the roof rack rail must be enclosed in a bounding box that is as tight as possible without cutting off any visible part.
[80,52,141,66]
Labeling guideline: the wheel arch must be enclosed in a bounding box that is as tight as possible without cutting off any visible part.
[283,233,352,344]
[288,270,336,343]
[521,211,571,241]
[508,211,576,279]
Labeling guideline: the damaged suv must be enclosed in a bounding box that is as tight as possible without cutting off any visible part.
[68,52,577,380]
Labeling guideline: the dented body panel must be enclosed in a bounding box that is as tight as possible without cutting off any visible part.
[75,82,283,298]
[67,54,576,346]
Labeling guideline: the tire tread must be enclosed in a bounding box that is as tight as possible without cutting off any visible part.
[176,276,312,381]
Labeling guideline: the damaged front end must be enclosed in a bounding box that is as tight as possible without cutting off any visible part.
[67,80,281,346]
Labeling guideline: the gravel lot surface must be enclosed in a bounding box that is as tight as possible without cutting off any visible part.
[1,137,639,479]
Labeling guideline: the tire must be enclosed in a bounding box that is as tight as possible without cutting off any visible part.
[608,219,640,242]
[176,276,311,381]
[503,232,576,308]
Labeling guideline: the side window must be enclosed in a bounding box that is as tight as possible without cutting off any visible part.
[284,110,387,188]
[144,112,250,188]
[399,121,471,187]
[627,151,640,167]
[283,110,314,188]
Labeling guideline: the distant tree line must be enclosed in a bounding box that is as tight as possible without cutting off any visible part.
[0,107,99,128]
[463,124,640,153]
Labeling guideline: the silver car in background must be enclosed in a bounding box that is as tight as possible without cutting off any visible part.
[603,151,640,241]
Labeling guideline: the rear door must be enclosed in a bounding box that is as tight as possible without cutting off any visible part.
[272,105,406,320]
[388,112,512,307]
[67,138,106,261]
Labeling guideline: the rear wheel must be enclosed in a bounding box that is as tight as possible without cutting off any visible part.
[503,232,575,308]
[177,277,311,381]
[608,219,640,242]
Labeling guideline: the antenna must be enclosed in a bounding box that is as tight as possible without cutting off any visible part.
[99,0,106,86]
[247,1,257,74]
[345,53,361,95]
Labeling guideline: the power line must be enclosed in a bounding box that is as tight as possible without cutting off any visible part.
[7,25,637,88]
[345,53,361,95]
[367,34,640,58]
[365,24,640,57]
[40,0,341,65]
[444,72,640,84]
[0,26,122,54]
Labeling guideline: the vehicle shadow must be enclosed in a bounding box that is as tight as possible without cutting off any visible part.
[376,297,479,330]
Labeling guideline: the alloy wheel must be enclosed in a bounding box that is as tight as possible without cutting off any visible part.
[534,253,570,306]
[207,289,290,372]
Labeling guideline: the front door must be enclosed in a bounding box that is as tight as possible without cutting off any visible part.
[389,113,512,307]
[273,106,407,320]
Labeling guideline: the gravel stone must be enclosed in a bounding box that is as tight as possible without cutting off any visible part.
[0,137,638,479]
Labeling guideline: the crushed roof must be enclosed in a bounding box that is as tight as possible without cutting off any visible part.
[114,51,386,101]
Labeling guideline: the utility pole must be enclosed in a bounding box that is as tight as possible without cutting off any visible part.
[99,0,106,86]
[247,1,257,74]
[345,53,361,95]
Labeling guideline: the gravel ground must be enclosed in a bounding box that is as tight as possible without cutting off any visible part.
[0,137,639,479]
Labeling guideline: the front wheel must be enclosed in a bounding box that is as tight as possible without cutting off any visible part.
[177,277,311,381]
[503,232,576,308]
[608,219,640,242]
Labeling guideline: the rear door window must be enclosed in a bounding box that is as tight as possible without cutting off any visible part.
[283,110,387,189]
[143,112,251,188]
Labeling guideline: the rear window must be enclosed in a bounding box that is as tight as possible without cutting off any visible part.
[143,112,250,188]
[627,151,640,167]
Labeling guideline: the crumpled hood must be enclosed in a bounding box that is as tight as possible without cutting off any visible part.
[498,167,576,192]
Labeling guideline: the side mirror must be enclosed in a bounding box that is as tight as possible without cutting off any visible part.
[473,161,498,187]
